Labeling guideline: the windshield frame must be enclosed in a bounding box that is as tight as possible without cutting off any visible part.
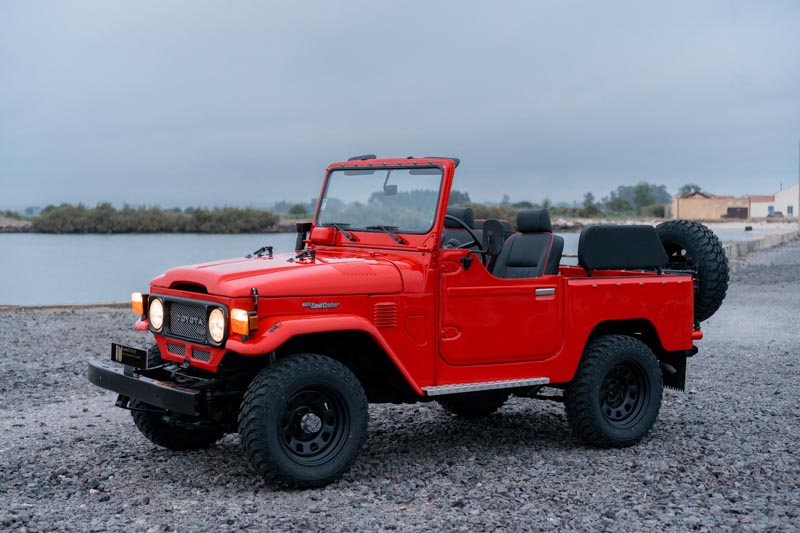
[314,164,446,236]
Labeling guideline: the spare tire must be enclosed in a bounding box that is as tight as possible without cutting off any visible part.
[656,220,729,322]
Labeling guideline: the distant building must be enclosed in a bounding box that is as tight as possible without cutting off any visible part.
[671,192,749,220]
[671,183,799,220]
[773,183,799,218]
[748,195,775,218]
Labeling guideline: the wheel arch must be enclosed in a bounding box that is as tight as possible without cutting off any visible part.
[274,330,424,403]
[588,319,665,354]
[587,319,689,390]
[225,315,425,398]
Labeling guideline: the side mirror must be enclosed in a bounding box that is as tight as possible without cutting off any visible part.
[383,184,398,196]
[482,219,504,257]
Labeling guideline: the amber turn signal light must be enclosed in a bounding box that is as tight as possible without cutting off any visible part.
[131,292,144,315]
[231,308,258,336]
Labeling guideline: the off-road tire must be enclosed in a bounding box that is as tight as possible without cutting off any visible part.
[129,346,226,451]
[145,344,162,368]
[438,391,509,418]
[564,335,662,448]
[130,399,226,451]
[238,354,368,489]
[656,219,729,322]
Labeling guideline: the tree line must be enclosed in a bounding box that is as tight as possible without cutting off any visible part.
[455,181,682,221]
[30,203,280,234]
[12,181,701,233]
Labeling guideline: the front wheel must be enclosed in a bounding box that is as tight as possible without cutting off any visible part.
[564,335,662,448]
[130,400,226,451]
[238,354,368,489]
[129,345,226,451]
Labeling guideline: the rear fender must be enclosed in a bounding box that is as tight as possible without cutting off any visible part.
[588,318,693,390]
[225,314,423,395]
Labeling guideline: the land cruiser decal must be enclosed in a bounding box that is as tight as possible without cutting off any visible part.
[302,302,341,309]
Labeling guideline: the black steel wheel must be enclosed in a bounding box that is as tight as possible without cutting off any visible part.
[565,335,662,448]
[279,386,349,466]
[238,353,368,489]
[599,362,649,429]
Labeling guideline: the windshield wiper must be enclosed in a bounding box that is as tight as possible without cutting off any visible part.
[322,222,356,241]
[366,225,407,245]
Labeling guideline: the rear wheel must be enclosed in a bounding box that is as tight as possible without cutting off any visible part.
[438,391,509,418]
[564,335,662,448]
[656,220,729,322]
[238,354,368,489]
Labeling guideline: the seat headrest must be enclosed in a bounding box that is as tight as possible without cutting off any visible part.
[445,207,475,229]
[578,225,668,271]
[516,209,552,233]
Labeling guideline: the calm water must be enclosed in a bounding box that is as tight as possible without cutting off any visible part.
[1,233,298,305]
[0,225,791,305]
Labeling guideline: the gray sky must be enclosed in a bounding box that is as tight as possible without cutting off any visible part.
[1,1,799,210]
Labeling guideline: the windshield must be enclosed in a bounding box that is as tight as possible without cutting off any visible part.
[316,167,443,233]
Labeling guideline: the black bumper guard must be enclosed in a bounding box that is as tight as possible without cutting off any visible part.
[87,360,199,416]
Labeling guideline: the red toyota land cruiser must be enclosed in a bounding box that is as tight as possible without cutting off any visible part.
[89,155,728,488]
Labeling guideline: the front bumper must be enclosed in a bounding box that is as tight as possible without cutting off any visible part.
[87,360,199,416]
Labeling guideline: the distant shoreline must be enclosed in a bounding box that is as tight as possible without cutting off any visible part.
[1,214,795,235]
[0,217,306,235]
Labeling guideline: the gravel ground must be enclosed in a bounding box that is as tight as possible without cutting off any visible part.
[1,242,799,532]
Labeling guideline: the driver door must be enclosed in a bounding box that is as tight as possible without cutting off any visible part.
[438,249,564,366]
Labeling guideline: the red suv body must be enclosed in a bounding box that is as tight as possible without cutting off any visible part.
[88,156,723,488]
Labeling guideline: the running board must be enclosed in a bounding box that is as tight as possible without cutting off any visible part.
[422,377,550,397]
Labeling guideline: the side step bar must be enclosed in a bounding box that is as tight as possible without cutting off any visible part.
[422,377,550,397]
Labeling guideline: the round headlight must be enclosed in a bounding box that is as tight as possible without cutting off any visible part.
[149,298,164,330]
[208,308,225,343]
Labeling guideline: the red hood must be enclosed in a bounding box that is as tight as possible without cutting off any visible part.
[150,253,403,298]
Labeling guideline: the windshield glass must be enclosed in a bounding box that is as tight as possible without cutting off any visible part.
[316,167,443,233]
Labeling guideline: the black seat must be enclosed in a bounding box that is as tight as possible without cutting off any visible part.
[442,207,482,248]
[578,225,668,275]
[491,209,564,278]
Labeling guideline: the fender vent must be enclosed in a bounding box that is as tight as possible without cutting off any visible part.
[373,303,397,328]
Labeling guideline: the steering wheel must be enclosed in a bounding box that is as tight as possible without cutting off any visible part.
[444,215,485,264]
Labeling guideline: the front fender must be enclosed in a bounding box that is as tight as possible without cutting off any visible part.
[225,314,424,395]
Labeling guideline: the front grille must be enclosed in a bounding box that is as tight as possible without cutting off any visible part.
[192,349,211,362]
[168,302,207,342]
[167,343,186,356]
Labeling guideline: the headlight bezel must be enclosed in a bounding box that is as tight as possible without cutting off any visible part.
[207,307,226,344]
[148,297,164,331]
